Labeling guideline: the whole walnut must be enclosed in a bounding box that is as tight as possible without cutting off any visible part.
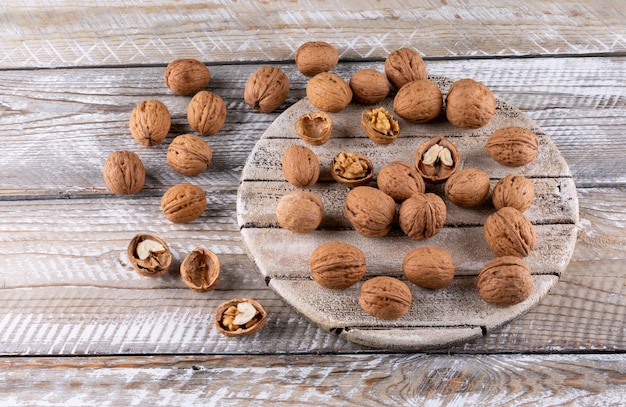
[103,150,145,195]
[295,41,339,77]
[359,276,412,320]
[167,134,213,176]
[393,80,443,123]
[477,256,533,306]
[403,246,455,289]
[306,72,353,113]
[384,48,427,89]
[484,206,536,257]
[344,186,396,238]
[164,58,210,95]
[444,168,491,208]
[398,192,446,240]
[486,127,539,167]
[309,242,366,290]
[187,90,227,136]
[161,183,207,224]
[281,144,320,188]
[349,69,390,104]
[276,191,324,233]
[244,66,290,113]
[492,174,535,212]
[376,161,425,202]
[445,78,496,129]
[130,100,171,146]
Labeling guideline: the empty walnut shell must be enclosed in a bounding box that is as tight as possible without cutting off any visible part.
[359,276,412,320]
[492,174,535,212]
[331,151,374,187]
[103,150,145,195]
[276,191,324,233]
[167,134,213,176]
[160,183,207,224]
[477,256,533,306]
[349,69,390,104]
[309,242,366,290]
[361,106,400,145]
[403,246,455,289]
[127,234,172,277]
[180,247,220,292]
[215,298,268,337]
[164,58,210,95]
[414,135,461,184]
[130,100,171,146]
[486,127,539,167]
[445,78,496,129]
[393,80,443,123]
[187,90,227,136]
[384,48,427,89]
[444,168,491,208]
[398,192,447,240]
[376,161,425,203]
[484,206,536,257]
[295,41,339,77]
[281,144,320,188]
[344,186,396,238]
[295,111,333,146]
[244,66,290,113]
[306,72,353,113]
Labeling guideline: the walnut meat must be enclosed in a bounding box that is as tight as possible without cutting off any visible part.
[309,242,366,290]
[127,234,172,277]
[444,168,491,208]
[414,135,461,184]
[486,127,539,167]
[167,134,213,176]
[306,72,353,113]
[295,41,339,77]
[393,80,443,123]
[403,246,455,289]
[215,298,268,337]
[484,206,536,257]
[295,111,333,146]
[361,106,400,145]
[349,69,390,104]
[359,276,412,320]
[103,150,145,195]
[130,100,171,146]
[160,183,207,224]
[344,186,396,238]
[276,191,324,233]
[187,90,227,136]
[376,161,425,203]
[244,66,290,113]
[492,174,535,212]
[281,144,320,188]
[399,192,447,240]
[445,78,496,129]
[477,256,533,306]
[384,48,427,89]
[331,151,373,187]
[164,58,210,95]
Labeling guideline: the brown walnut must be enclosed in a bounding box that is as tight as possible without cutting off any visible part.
[276,191,324,233]
[414,135,461,184]
[384,48,427,89]
[306,72,352,113]
[160,183,207,224]
[294,111,333,146]
[180,247,221,292]
[393,80,443,123]
[402,246,455,289]
[167,134,213,176]
[484,206,536,257]
[164,58,210,95]
[444,168,491,208]
[398,192,447,240]
[103,150,145,195]
[359,276,412,320]
[281,144,320,188]
[130,100,171,146]
[361,106,400,145]
[309,242,366,290]
[492,174,535,212]
[331,151,374,187]
[187,90,227,136]
[127,234,172,277]
[295,41,339,77]
[486,126,539,167]
[344,186,396,238]
[477,256,533,306]
[445,78,496,129]
[349,69,390,104]
[376,161,425,203]
[215,298,268,337]
[244,66,290,113]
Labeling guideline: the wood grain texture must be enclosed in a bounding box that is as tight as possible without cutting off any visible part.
[1,1,625,69]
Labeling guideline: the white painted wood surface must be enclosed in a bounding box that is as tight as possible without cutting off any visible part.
[0,1,624,405]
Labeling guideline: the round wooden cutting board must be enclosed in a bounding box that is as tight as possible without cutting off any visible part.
[237,76,579,350]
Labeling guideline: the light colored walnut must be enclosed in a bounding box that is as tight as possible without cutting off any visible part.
[477,256,533,306]
[281,144,320,188]
[306,72,352,113]
[492,174,535,212]
[403,246,455,289]
[102,150,145,195]
[487,126,539,167]
[349,69,390,104]
[244,66,290,113]
[398,192,447,240]
[484,206,536,257]
[164,58,210,95]
[276,191,324,233]
[444,168,491,208]
[359,276,412,320]
[393,79,443,123]
[167,134,212,176]
[384,48,427,89]
[445,78,496,129]
[187,90,227,136]
[160,183,207,224]
[309,242,366,290]
[295,41,339,77]
[344,186,396,238]
[376,161,425,203]
[129,100,171,146]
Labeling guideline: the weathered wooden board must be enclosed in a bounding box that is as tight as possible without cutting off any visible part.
[237,77,578,349]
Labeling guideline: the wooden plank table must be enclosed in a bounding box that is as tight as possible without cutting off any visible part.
[0,1,624,405]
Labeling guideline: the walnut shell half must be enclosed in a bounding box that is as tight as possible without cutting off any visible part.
[414,135,461,184]
[215,298,268,337]
[477,256,533,306]
[361,106,400,145]
[127,234,172,277]
[295,111,333,146]
[180,247,220,292]
[331,151,374,187]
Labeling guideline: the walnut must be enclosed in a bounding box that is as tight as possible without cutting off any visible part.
[486,126,539,167]
[127,234,172,277]
[244,66,290,113]
[276,191,324,233]
[166,134,213,176]
[295,41,339,77]
[444,168,491,208]
[398,192,447,240]
[164,58,210,95]
[414,135,461,184]
[294,111,333,146]
[376,161,425,203]
[344,186,396,238]
[484,206,536,257]
[187,90,227,136]
[477,256,533,306]
[361,106,400,145]
[331,151,373,187]
[492,174,535,212]
[402,246,455,289]
[393,80,443,123]
[445,78,496,129]
[349,69,390,104]
[359,276,412,320]
[180,247,221,292]
[215,298,268,337]
[160,183,207,224]
[306,72,353,113]
[102,150,145,195]
[384,48,427,89]
[309,242,366,290]
[129,100,171,146]
[281,144,320,188]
